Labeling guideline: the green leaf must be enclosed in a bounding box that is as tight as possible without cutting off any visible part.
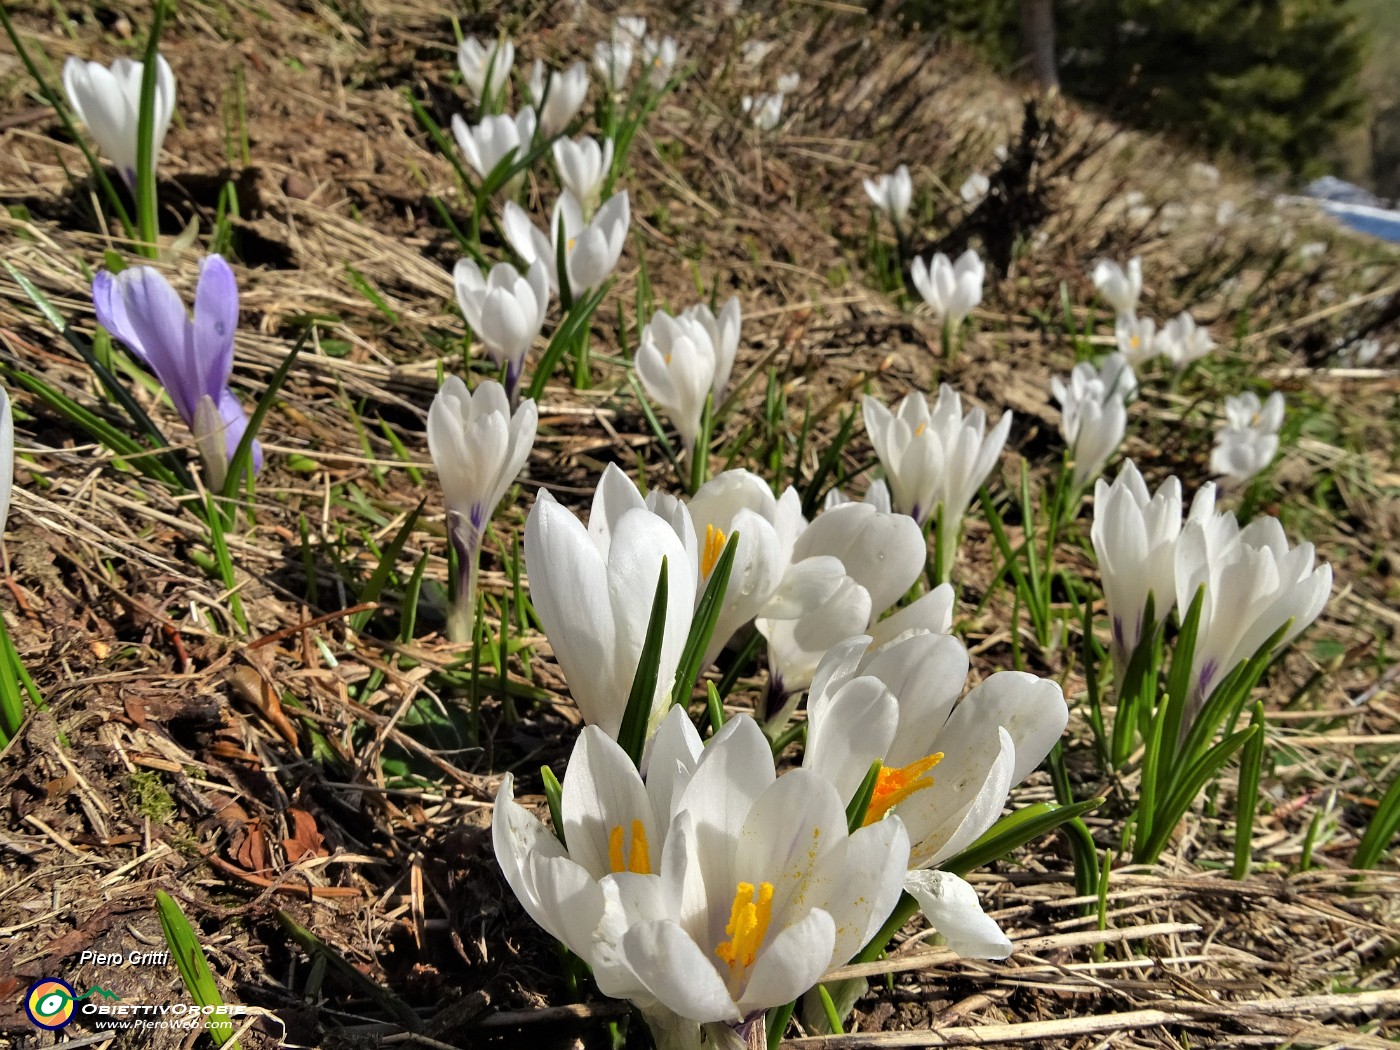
[156,890,240,1048]
[221,328,309,502]
[1353,765,1400,871]
[542,764,567,847]
[275,910,420,1030]
[617,558,668,768]
[943,797,1104,876]
[670,529,739,708]
[349,499,425,633]
[845,761,882,834]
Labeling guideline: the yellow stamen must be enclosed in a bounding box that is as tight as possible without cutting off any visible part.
[606,820,652,874]
[863,753,943,825]
[1130,335,1141,349]
[914,422,927,437]
[715,881,774,971]
[567,236,577,253]
[701,524,727,578]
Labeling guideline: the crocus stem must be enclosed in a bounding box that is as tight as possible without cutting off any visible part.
[933,505,958,586]
[447,525,482,644]
[134,0,168,259]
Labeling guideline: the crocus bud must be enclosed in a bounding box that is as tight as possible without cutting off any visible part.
[1159,311,1215,369]
[635,311,717,456]
[910,249,984,331]
[1052,354,1136,488]
[428,377,537,642]
[642,35,679,88]
[594,38,635,91]
[1092,257,1143,321]
[863,165,912,227]
[458,37,514,105]
[1210,391,1283,487]
[451,107,536,188]
[552,135,614,215]
[679,296,741,409]
[452,258,550,399]
[529,60,589,138]
[63,54,176,187]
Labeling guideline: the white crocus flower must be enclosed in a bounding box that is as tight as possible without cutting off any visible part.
[530,60,589,138]
[635,310,718,457]
[803,631,1067,953]
[553,135,614,216]
[959,172,990,205]
[604,715,910,1032]
[1052,354,1137,488]
[776,72,801,93]
[1114,315,1159,366]
[862,385,1010,583]
[458,37,514,106]
[1174,512,1331,710]
[493,706,702,999]
[452,258,550,399]
[863,165,913,228]
[686,470,847,666]
[1092,257,1143,321]
[643,35,680,88]
[595,38,636,92]
[503,191,631,297]
[0,387,12,534]
[910,250,985,332]
[451,107,537,186]
[1090,461,1216,665]
[742,92,784,131]
[756,503,936,723]
[1210,391,1283,487]
[62,55,176,187]
[614,15,648,42]
[1158,312,1215,368]
[680,297,742,409]
[524,464,697,739]
[428,378,537,642]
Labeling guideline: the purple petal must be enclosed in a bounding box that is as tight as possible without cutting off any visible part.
[92,270,153,369]
[193,255,239,401]
[112,267,201,423]
[217,386,262,474]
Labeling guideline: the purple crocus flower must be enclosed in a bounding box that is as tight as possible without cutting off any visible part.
[92,255,262,483]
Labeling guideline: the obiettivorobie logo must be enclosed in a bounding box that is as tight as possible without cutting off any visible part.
[23,979,121,1030]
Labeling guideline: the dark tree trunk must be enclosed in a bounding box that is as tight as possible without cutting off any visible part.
[1020,0,1060,93]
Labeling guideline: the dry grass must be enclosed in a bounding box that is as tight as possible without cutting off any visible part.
[0,0,1398,1047]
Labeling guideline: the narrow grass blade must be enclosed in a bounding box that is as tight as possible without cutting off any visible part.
[1353,767,1400,870]
[616,558,668,768]
[845,761,881,833]
[220,328,309,501]
[275,910,420,1030]
[349,498,426,633]
[1232,701,1267,879]
[134,0,168,257]
[670,530,738,708]
[943,797,1103,877]
[155,890,241,1048]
